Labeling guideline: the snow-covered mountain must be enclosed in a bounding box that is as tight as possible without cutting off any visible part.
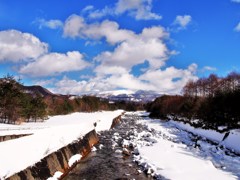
[22,85,161,103]
[95,90,162,102]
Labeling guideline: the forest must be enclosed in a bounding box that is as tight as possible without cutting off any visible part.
[0,75,143,124]
[2,72,240,128]
[0,75,46,124]
[147,72,240,130]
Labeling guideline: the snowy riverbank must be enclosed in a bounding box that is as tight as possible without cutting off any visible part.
[124,112,240,180]
[0,110,123,179]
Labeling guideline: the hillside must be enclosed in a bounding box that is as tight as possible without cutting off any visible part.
[22,85,55,97]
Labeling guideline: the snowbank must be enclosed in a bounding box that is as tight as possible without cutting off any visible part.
[170,120,240,153]
[130,112,238,180]
[138,140,237,180]
[0,110,123,179]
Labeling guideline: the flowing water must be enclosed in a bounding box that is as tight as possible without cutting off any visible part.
[65,112,240,179]
[64,115,152,180]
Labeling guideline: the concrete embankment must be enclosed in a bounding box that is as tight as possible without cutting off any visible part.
[7,115,122,180]
[0,134,31,142]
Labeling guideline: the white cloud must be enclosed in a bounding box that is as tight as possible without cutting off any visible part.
[234,22,240,32]
[19,51,90,77]
[14,14,196,95]
[0,30,48,62]
[64,17,170,71]
[94,65,129,75]
[106,73,155,91]
[53,76,114,95]
[115,0,161,20]
[88,6,114,19]
[139,64,198,93]
[63,15,85,38]
[36,18,63,29]
[64,18,197,94]
[95,26,169,71]
[231,0,240,3]
[51,74,151,95]
[64,15,135,44]
[52,64,198,95]
[53,76,88,95]
[174,15,192,29]
[83,0,161,20]
[34,78,56,86]
[82,5,94,12]
[203,66,217,71]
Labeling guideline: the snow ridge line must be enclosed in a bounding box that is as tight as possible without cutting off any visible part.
[8,129,99,180]
[3,111,123,180]
[0,134,32,142]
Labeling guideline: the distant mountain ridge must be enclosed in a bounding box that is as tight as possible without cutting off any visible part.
[21,84,161,102]
[94,90,162,102]
[22,85,55,97]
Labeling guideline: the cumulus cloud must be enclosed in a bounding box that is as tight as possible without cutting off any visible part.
[231,0,240,3]
[94,65,129,75]
[53,76,88,95]
[53,76,114,95]
[234,22,240,32]
[52,63,198,95]
[62,16,197,94]
[0,30,48,62]
[82,0,161,20]
[19,51,90,77]
[115,0,161,20]
[63,15,85,38]
[88,7,114,19]
[36,18,63,29]
[64,16,169,71]
[63,15,135,44]
[1,16,197,95]
[139,64,198,93]
[173,15,192,29]
[106,73,155,91]
[95,26,169,71]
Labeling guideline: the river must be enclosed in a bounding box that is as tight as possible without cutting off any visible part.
[64,113,154,180]
[64,112,240,180]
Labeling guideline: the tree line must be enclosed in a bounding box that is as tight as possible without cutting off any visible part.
[45,96,144,115]
[147,72,240,130]
[0,75,144,124]
[0,75,47,124]
[183,72,240,97]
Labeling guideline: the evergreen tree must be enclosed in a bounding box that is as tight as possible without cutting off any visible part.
[0,75,47,123]
[0,75,23,123]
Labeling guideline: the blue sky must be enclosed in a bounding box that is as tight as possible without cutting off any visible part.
[0,0,240,94]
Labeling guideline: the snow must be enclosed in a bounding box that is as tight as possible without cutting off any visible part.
[98,89,135,96]
[169,120,240,153]
[125,112,239,180]
[0,110,123,179]
[138,139,236,180]
[91,146,97,152]
[223,130,240,153]
[47,171,63,180]
[68,154,82,167]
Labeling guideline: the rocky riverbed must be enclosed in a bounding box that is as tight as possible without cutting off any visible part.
[65,112,240,180]
[64,113,157,180]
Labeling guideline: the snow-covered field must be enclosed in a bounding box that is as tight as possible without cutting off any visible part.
[0,110,123,179]
[124,112,240,180]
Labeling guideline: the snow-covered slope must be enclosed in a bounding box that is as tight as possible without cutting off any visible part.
[0,110,123,179]
[125,112,239,180]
